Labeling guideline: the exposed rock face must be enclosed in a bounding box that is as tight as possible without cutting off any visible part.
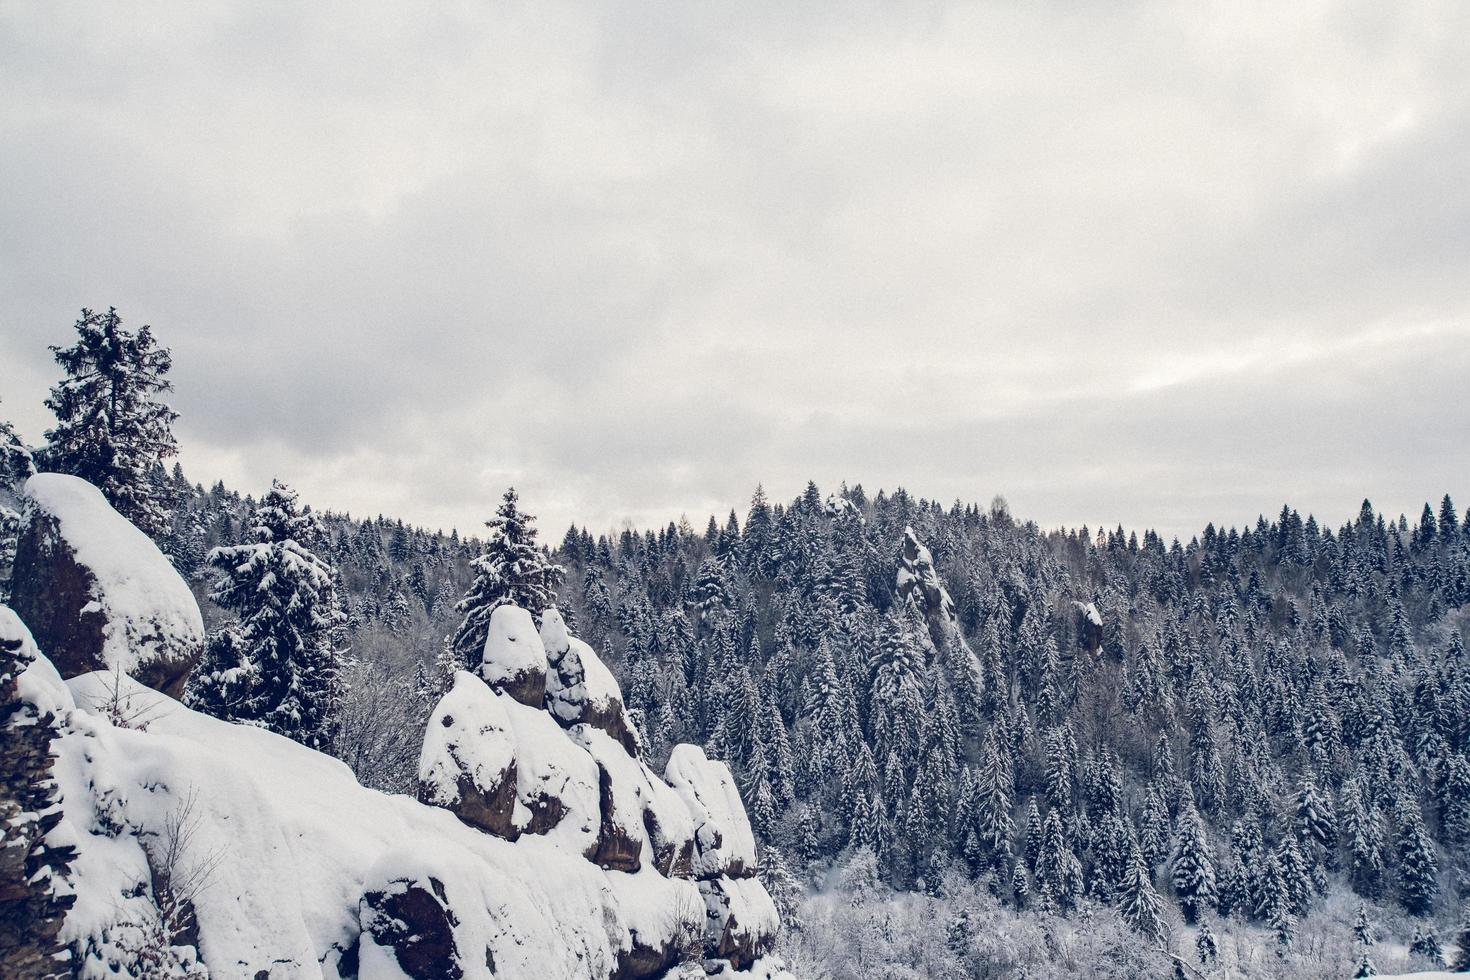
[664,745,757,880]
[419,672,520,840]
[498,692,600,855]
[414,608,782,975]
[10,475,203,698]
[699,877,779,971]
[480,605,547,708]
[0,607,76,980]
[541,609,642,756]
[1073,600,1104,656]
[359,874,465,980]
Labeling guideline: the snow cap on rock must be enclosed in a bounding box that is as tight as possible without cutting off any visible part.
[10,474,203,697]
[481,604,548,708]
[419,671,520,839]
[664,744,757,879]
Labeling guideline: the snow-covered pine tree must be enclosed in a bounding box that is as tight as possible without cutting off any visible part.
[449,487,564,667]
[40,308,179,538]
[189,481,345,749]
[1118,834,1167,944]
[1395,797,1439,916]
[1409,924,1443,967]
[1170,800,1216,924]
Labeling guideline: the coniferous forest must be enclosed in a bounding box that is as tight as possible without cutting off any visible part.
[4,313,1469,978]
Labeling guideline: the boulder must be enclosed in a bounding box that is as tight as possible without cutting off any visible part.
[480,605,547,708]
[418,672,519,840]
[664,745,757,880]
[698,876,780,971]
[358,873,465,980]
[497,691,600,855]
[10,474,203,698]
[541,609,641,756]
[571,726,651,872]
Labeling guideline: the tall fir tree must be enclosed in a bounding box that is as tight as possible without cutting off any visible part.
[449,487,564,667]
[188,481,345,750]
[41,308,179,537]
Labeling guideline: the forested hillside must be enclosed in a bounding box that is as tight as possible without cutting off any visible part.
[92,468,1470,976]
[3,312,1469,977]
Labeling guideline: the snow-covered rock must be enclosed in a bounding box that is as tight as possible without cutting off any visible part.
[46,667,728,979]
[1072,600,1104,655]
[572,726,696,878]
[698,876,780,971]
[663,746,756,880]
[480,604,547,708]
[541,608,642,756]
[499,689,600,854]
[418,671,520,840]
[10,474,203,698]
[896,525,984,683]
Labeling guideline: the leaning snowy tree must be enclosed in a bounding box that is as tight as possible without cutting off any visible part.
[449,486,564,668]
[189,481,345,750]
[40,308,179,538]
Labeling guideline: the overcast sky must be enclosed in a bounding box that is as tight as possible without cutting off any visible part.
[2,2,1468,542]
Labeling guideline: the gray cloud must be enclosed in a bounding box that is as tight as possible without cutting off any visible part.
[1,1,1467,541]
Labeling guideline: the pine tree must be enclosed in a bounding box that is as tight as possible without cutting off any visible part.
[1011,862,1030,908]
[1353,950,1376,977]
[1395,798,1439,916]
[1170,801,1216,924]
[1409,925,1443,967]
[189,481,345,749]
[1451,907,1470,970]
[41,308,179,537]
[1118,835,1168,944]
[1352,902,1374,946]
[1037,807,1083,912]
[1195,921,1217,965]
[449,488,564,667]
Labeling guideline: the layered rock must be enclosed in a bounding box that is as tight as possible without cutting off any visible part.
[9,474,203,697]
[0,606,76,980]
[540,608,642,756]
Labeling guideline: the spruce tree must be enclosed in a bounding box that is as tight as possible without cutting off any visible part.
[1170,801,1216,924]
[41,308,179,537]
[449,487,564,667]
[1395,798,1439,916]
[1118,835,1168,944]
[189,481,345,749]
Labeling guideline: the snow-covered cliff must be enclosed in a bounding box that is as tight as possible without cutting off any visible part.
[0,476,786,980]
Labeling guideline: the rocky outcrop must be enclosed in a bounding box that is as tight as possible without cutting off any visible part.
[359,873,466,980]
[0,606,76,980]
[419,672,520,840]
[664,745,757,880]
[699,877,780,971]
[540,609,642,756]
[1073,600,1104,656]
[480,605,547,708]
[10,475,203,698]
